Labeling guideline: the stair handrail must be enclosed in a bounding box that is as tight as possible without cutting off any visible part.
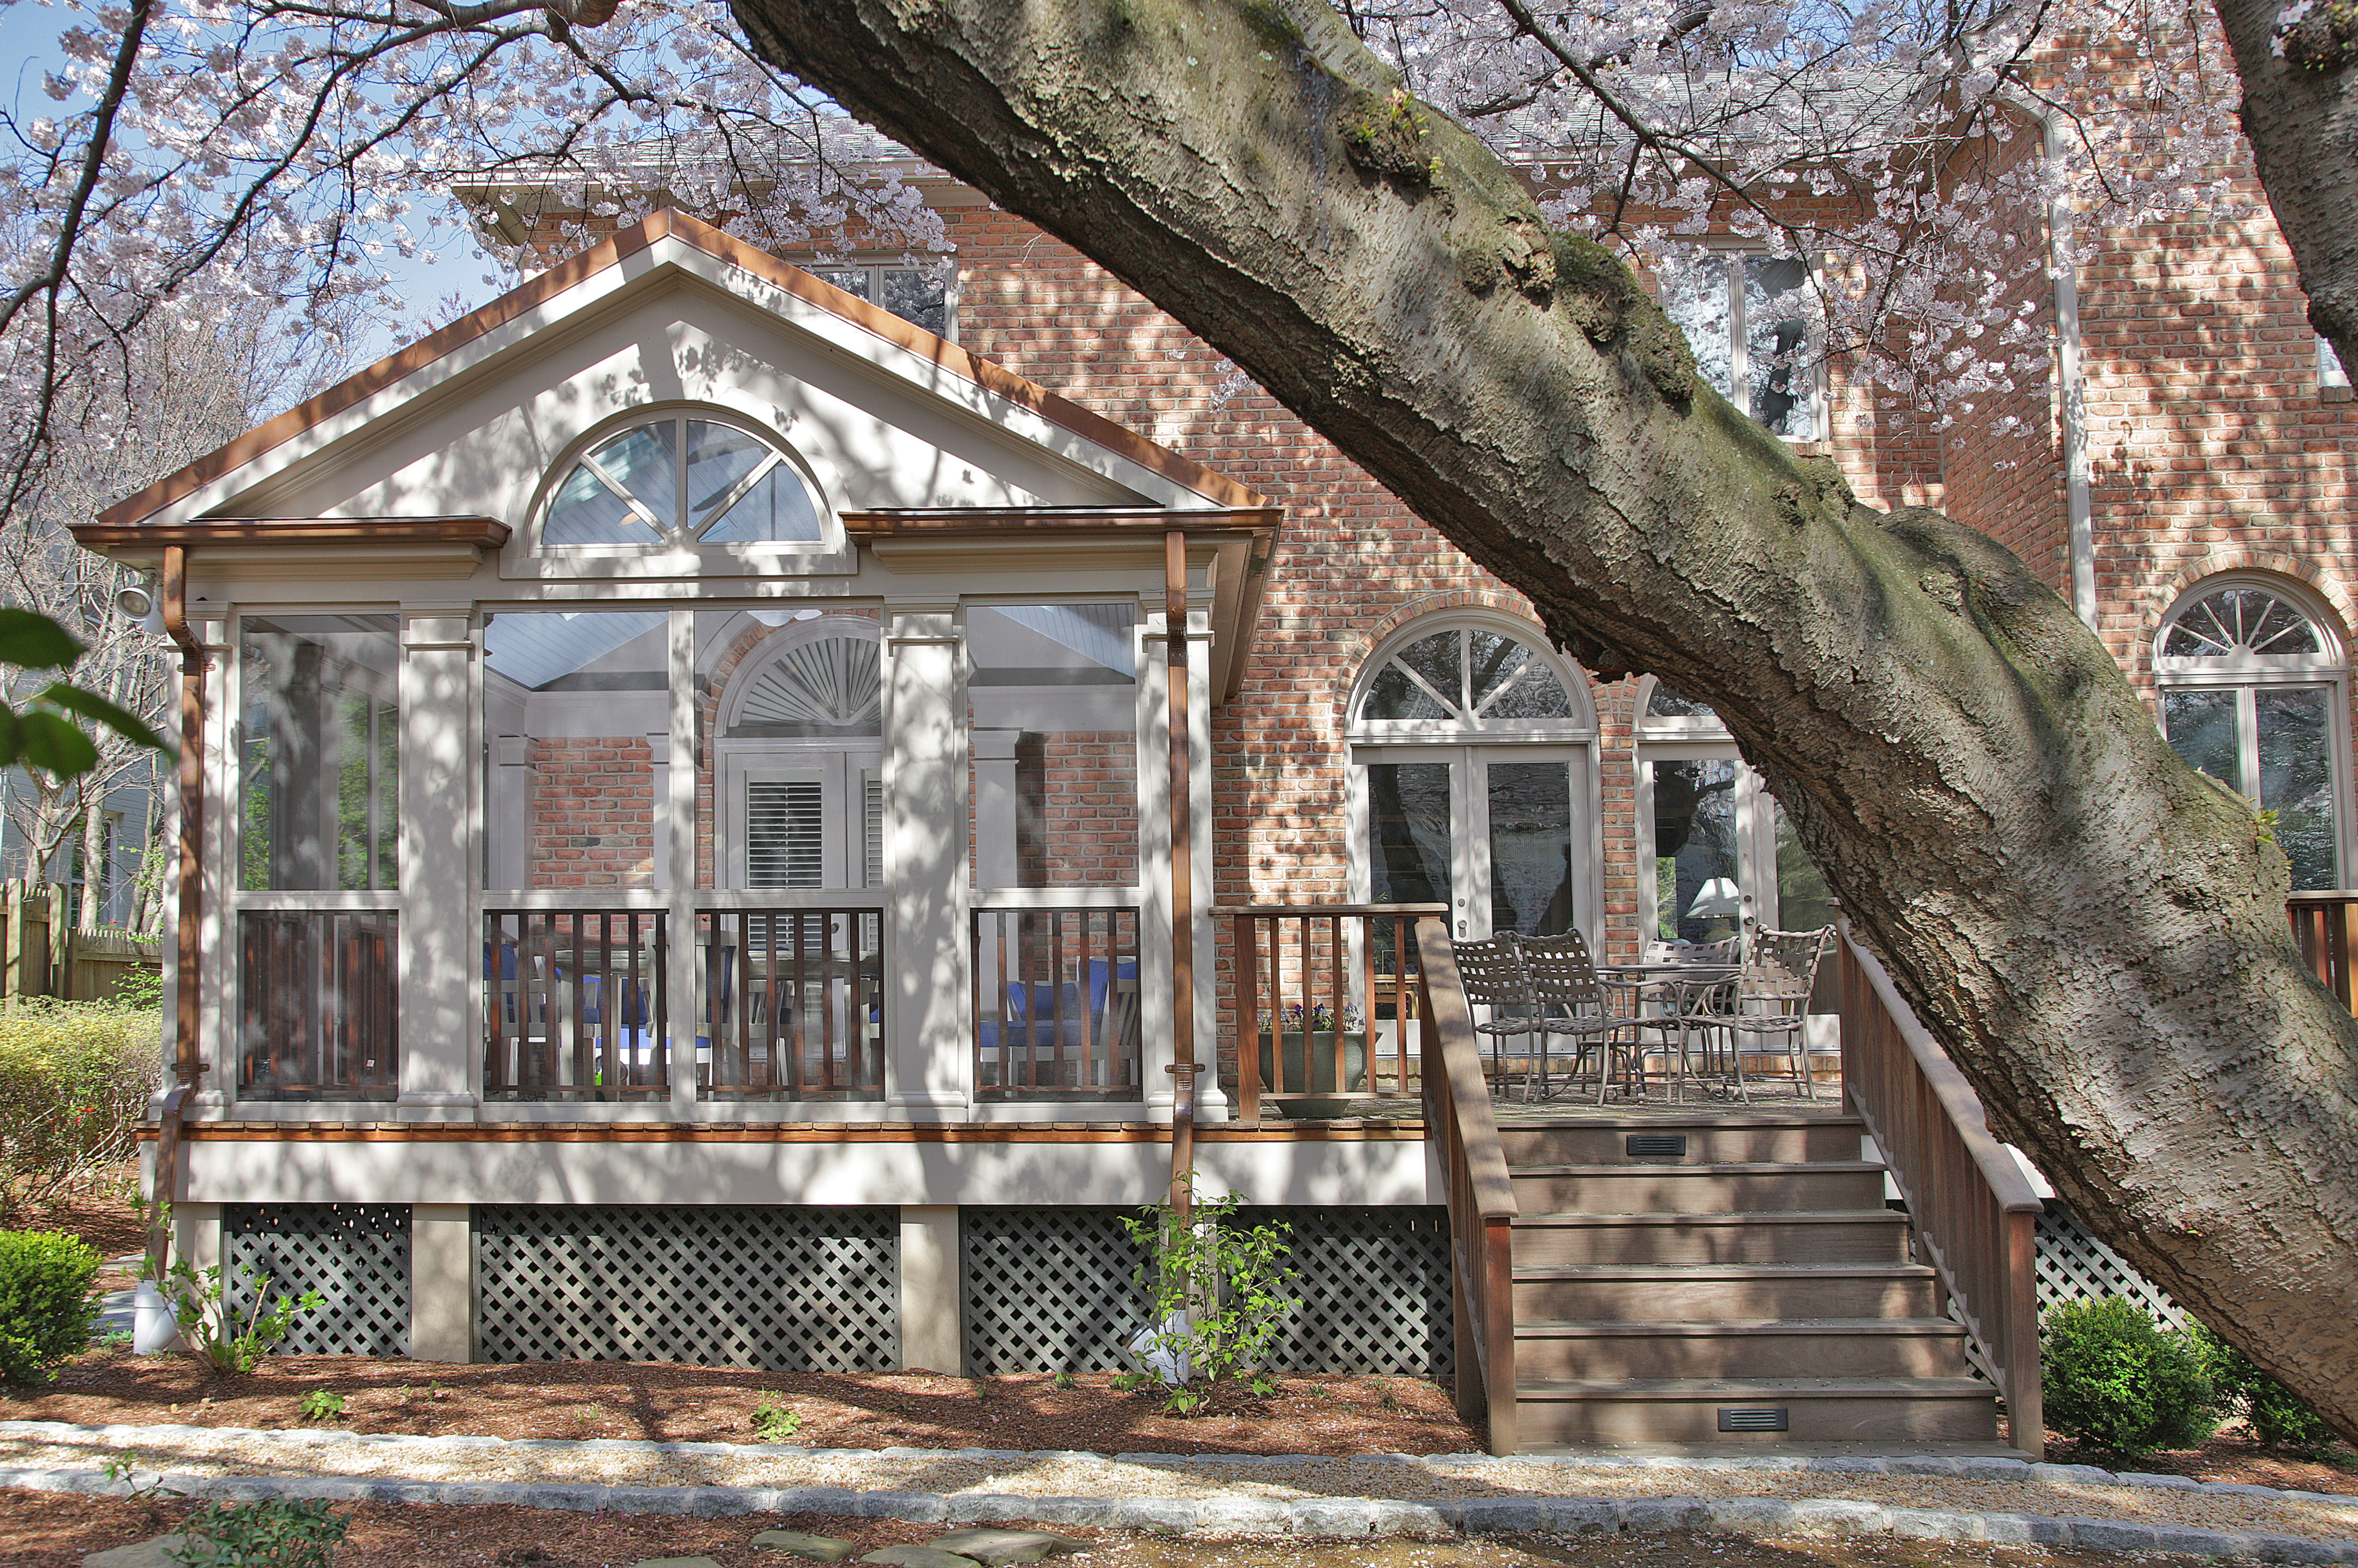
[1414,915,1519,1455]
[1836,917,2044,1452]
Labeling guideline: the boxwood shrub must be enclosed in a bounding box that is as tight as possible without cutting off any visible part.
[0,1228,101,1383]
[2041,1295,2218,1456]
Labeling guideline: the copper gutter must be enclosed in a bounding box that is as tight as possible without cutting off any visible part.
[145,544,202,1277]
[1165,530,1198,1218]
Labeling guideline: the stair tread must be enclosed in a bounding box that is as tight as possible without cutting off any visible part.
[1516,1260,1935,1280]
[1510,1161,1886,1176]
[1516,1318,1969,1337]
[1516,1377,1998,1399]
[1498,1114,1864,1129]
[1515,1209,1906,1227]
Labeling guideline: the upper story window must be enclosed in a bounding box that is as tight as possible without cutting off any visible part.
[808,261,953,340]
[2322,336,2351,394]
[2157,577,2350,889]
[538,413,827,552]
[1660,252,1823,442]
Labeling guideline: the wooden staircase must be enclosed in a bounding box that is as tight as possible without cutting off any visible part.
[1496,1110,2004,1448]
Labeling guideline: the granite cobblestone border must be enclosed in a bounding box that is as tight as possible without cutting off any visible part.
[3,1421,2356,1562]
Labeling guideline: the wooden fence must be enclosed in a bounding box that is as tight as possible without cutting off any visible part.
[0,879,162,1003]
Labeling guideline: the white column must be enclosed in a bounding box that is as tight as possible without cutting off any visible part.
[398,613,478,1113]
[898,1205,963,1373]
[1138,613,1175,1119]
[884,610,968,1116]
[409,1204,473,1363]
[1187,599,1225,1118]
[667,611,697,1118]
[195,615,232,1111]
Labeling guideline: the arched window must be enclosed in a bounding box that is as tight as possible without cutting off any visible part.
[710,615,885,891]
[2158,577,2351,889]
[537,412,827,550]
[1347,617,1597,948]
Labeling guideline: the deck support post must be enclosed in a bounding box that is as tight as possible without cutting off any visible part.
[409,1203,475,1363]
[898,1204,964,1374]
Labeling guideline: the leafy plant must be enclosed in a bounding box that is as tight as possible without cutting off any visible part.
[1121,1176,1296,1409]
[297,1389,345,1422]
[1050,1371,1077,1391]
[0,1228,100,1383]
[0,997,164,1218]
[171,1497,349,1568]
[1109,1371,1150,1393]
[142,1235,324,1374]
[0,609,165,778]
[2041,1296,2218,1457]
[2194,1324,2343,1455]
[1260,1001,1362,1033]
[100,1452,178,1505]
[1246,1373,1277,1398]
[1160,1387,1205,1416]
[750,1393,802,1441]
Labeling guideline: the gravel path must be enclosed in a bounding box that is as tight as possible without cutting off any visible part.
[4,1419,2357,1552]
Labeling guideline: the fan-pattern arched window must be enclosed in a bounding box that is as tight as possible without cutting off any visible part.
[2158,578,2349,889]
[541,413,824,548]
[1354,625,1578,727]
[727,633,882,737]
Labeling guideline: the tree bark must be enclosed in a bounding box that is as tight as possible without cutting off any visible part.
[728,0,2358,1430]
[2214,0,2358,380]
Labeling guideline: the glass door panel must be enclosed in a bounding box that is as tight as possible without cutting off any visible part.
[1770,801,1837,933]
[1651,758,1743,945]
[1366,761,1455,910]
[2163,689,2241,789]
[1485,759,1576,938]
[2258,687,2336,890]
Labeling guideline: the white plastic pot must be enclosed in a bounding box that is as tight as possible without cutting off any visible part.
[130,1282,182,1356]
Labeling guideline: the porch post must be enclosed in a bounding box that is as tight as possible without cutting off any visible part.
[408,1203,474,1363]
[883,608,969,1117]
[397,612,479,1113]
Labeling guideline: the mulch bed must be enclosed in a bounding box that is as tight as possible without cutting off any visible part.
[2042,1429,2358,1495]
[4,1350,1478,1455]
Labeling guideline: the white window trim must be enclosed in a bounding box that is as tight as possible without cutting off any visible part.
[1346,611,1599,744]
[800,257,961,345]
[1660,247,1830,445]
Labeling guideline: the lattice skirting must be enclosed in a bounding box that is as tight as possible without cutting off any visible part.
[960,1206,1452,1376]
[224,1204,411,1358]
[474,1205,900,1371]
[2035,1201,2188,1331]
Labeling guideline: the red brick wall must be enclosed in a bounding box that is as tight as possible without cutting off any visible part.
[529,738,656,888]
[1013,730,1139,887]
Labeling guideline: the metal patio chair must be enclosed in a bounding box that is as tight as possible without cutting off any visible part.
[1448,935,1541,1094]
[1515,929,1645,1103]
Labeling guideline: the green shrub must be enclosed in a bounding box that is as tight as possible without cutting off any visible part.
[0,1228,101,1383]
[0,998,162,1217]
[2041,1296,2218,1457]
[173,1497,349,1567]
[2194,1324,2343,1455]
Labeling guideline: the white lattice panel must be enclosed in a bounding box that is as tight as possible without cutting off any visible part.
[475,1205,899,1371]
[960,1206,1451,1376]
[224,1204,410,1357]
[1255,1206,1453,1376]
[963,1208,1151,1374]
[2036,1203,2188,1330]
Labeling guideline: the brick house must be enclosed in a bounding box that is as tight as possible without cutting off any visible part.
[71,123,2351,1450]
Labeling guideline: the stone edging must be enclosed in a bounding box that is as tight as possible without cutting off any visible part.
[2,1423,2355,1563]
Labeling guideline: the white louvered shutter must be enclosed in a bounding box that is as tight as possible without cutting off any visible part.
[746,779,824,888]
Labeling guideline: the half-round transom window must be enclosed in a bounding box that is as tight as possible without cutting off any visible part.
[541,414,824,548]
[1354,624,1579,727]
[2160,582,2330,665]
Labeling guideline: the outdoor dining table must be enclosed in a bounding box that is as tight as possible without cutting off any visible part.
[1593,962,1744,1100]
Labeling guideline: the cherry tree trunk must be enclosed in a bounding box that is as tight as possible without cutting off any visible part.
[730,0,2358,1431]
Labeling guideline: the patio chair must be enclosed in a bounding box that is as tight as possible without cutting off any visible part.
[1448,935,1540,1094]
[1717,936,1832,1100]
[1515,929,1645,1102]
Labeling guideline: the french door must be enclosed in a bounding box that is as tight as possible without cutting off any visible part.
[1640,746,1835,951]
[1354,745,1594,942]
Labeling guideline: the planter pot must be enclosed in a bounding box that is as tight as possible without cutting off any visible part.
[131,1280,182,1356]
[1255,1031,1367,1118]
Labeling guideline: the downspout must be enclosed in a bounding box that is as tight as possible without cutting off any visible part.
[2043,112,2098,630]
[1165,530,1198,1218]
[144,544,202,1278]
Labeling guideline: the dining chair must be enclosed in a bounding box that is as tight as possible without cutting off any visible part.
[1515,929,1644,1103]
[1718,934,1833,1099]
[1448,935,1540,1095]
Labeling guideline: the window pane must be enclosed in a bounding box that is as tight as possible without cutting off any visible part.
[2165,587,2321,658]
[684,422,770,531]
[701,464,826,543]
[1391,630,1462,714]
[586,422,678,534]
[1367,762,1453,907]
[2162,688,2242,794]
[241,616,400,892]
[1646,683,1722,721]
[543,462,654,546]
[1488,761,1574,937]
[1745,256,1812,437]
[968,603,1138,888]
[483,611,671,890]
[2257,687,2339,890]
[881,267,950,336]
[1470,632,1574,719]
[812,266,872,300]
[1360,661,1452,721]
[1662,258,1734,402]
[1772,800,1837,933]
[1653,758,1741,944]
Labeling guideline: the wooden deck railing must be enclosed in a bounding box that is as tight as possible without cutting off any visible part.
[1415,915,1519,1456]
[700,908,884,1099]
[2287,890,2358,1010]
[484,909,669,1101]
[971,906,1143,1100]
[1837,920,2043,1451]
[237,910,399,1101]
[1217,902,1446,1121]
